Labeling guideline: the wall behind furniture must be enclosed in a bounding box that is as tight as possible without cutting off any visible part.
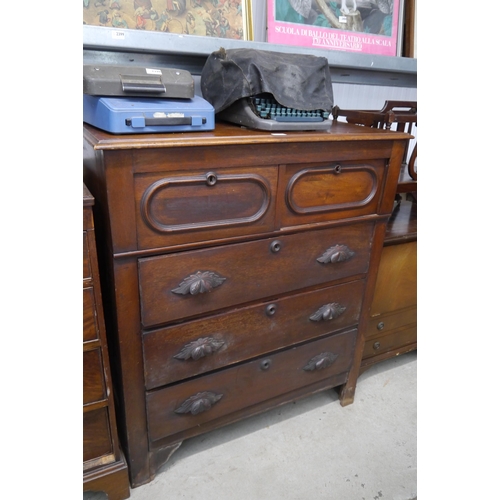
[83,0,416,113]
[333,82,416,109]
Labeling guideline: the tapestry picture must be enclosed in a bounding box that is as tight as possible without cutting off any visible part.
[83,0,251,40]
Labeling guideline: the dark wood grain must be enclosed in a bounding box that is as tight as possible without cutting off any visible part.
[83,183,130,499]
[146,329,356,443]
[83,120,410,150]
[143,280,364,389]
[83,121,408,487]
[138,223,373,327]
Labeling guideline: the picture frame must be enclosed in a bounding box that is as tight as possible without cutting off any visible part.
[267,0,402,57]
[403,0,416,58]
[83,0,253,41]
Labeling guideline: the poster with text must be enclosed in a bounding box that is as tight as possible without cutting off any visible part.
[267,0,400,56]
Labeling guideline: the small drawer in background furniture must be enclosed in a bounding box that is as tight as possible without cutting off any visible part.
[83,408,113,464]
[362,325,417,360]
[83,287,99,342]
[83,348,106,405]
[367,306,417,339]
[83,231,91,281]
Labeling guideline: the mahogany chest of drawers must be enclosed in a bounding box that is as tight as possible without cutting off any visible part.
[83,184,130,499]
[83,121,408,487]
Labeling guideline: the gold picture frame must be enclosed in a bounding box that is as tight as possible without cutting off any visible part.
[83,0,253,41]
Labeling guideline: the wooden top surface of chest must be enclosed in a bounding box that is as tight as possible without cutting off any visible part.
[84,120,410,149]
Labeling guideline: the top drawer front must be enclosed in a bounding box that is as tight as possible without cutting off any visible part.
[281,159,386,227]
[134,167,278,250]
[138,222,373,328]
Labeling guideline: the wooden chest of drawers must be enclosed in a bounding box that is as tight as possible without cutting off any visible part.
[83,184,130,499]
[83,121,408,487]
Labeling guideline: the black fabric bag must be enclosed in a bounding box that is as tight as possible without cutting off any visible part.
[200,48,334,114]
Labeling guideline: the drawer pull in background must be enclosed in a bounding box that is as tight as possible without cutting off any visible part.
[309,303,347,322]
[174,391,223,415]
[317,244,355,264]
[174,337,225,361]
[171,270,226,296]
[303,352,338,371]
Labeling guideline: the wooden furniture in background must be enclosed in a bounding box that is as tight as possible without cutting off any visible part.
[83,122,409,487]
[334,100,417,193]
[333,102,417,371]
[83,184,130,500]
[362,197,417,371]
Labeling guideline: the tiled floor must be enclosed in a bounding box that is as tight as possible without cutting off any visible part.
[84,350,417,500]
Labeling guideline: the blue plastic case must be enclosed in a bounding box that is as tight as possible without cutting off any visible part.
[83,94,215,134]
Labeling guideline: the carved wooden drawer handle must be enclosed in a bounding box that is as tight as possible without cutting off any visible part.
[317,244,355,264]
[171,271,226,296]
[303,352,339,371]
[309,303,347,322]
[174,391,223,415]
[174,337,225,361]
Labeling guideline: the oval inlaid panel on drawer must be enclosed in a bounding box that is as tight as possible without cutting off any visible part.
[280,159,386,227]
[134,166,278,250]
[143,280,364,389]
[146,328,356,443]
[138,222,373,327]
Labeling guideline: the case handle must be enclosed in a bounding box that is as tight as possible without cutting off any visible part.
[120,74,166,94]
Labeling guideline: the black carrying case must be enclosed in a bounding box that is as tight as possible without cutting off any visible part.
[83,65,195,99]
[200,48,334,114]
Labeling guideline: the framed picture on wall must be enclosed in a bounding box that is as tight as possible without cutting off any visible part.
[83,0,253,41]
[267,0,402,56]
